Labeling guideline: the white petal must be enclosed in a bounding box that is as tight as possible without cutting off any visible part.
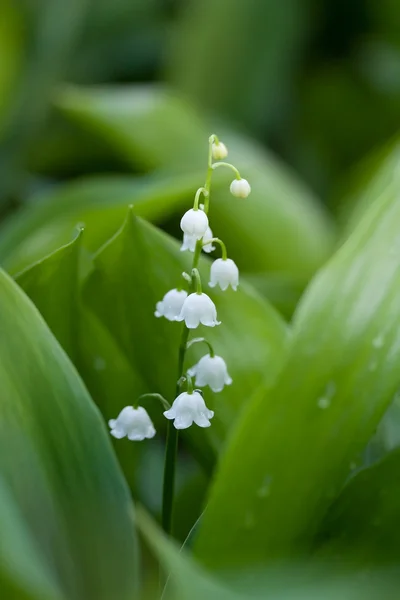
[173,413,194,429]
[110,428,126,439]
[193,412,212,427]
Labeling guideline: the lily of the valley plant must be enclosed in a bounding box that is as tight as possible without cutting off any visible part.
[108,135,250,533]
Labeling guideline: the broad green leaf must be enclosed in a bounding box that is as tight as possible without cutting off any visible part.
[15,229,83,361]
[137,508,238,600]
[0,171,200,273]
[83,210,289,457]
[316,448,400,564]
[138,508,399,600]
[0,477,63,600]
[13,229,149,499]
[55,85,335,280]
[194,178,400,569]
[0,268,138,599]
[56,85,206,169]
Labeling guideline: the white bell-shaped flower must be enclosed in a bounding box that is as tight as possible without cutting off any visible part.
[155,289,188,321]
[202,227,216,253]
[212,141,228,160]
[209,258,239,291]
[180,226,215,254]
[180,208,208,239]
[230,178,251,198]
[176,293,221,329]
[188,354,232,393]
[163,391,214,429]
[109,406,156,441]
[180,233,197,252]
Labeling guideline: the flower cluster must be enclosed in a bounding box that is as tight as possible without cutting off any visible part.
[109,135,250,441]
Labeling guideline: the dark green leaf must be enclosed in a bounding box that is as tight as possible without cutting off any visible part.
[15,228,83,361]
[316,448,400,564]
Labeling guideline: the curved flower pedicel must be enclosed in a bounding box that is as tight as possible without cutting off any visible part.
[176,292,220,329]
[209,258,239,291]
[109,406,156,441]
[155,288,187,321]
[188,354,232,393]
[163,391,214,429]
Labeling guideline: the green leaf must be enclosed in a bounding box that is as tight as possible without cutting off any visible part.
[56,85,206,170]
[0,268,139,599]
[316,448,400,564]
[0,171,200,273]
[138,508,400,600]
[194,178,400,569]
[83,209,289,458]
[0,476,63,600]
[14,227,149,499]
[15,228,83,362]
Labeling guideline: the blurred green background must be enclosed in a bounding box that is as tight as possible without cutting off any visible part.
[1,0,400,214]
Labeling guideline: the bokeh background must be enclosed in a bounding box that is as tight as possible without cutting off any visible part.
[2,0,400,210]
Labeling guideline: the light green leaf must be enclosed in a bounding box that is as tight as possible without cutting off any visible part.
[316,448,400,564]
[138,508,399,600]
[0,477,63,600]
[0,171,200,273]
[194,178,400,569]
[15,229,83,361]
[0,268,138,599]
[83,209,289,458]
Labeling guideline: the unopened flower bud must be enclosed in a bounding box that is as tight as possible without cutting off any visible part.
[212,141,228,160]
[230,178,251,198]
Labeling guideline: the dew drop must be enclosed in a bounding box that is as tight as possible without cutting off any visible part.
[317,397,331,409]
[368,359,378,372]
[244,511,255,529]
[257,475,273,498]
[372,335,385,349]
[93,356,106,371]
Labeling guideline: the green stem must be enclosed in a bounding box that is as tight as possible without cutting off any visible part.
[212,161,241,179]
[191,268,202,294]
[137,393,170,411]
[193,187,207,210]
[186,336,215,357]
[161,325,189,535]
[203,237,227,260]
